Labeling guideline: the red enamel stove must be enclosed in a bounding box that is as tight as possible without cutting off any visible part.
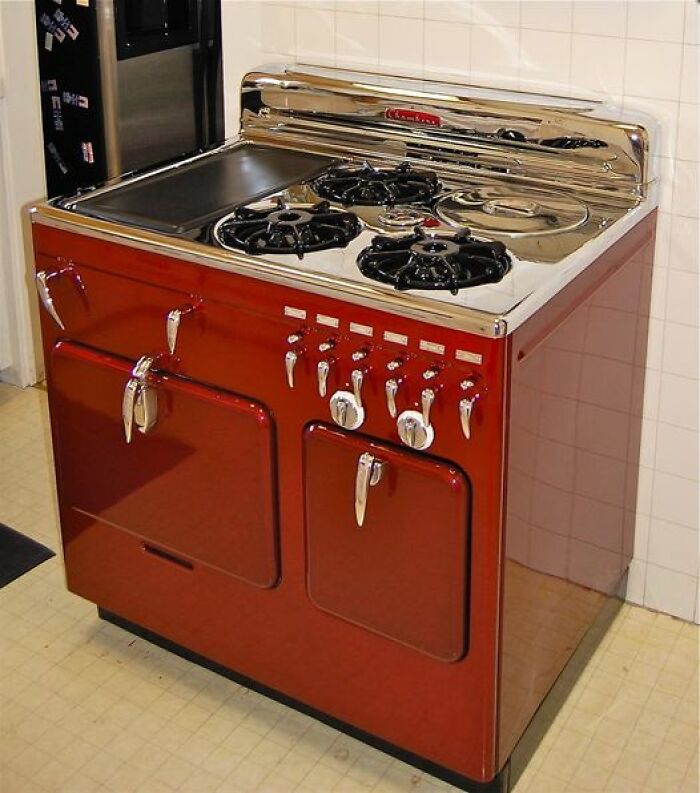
[30,65,658,791]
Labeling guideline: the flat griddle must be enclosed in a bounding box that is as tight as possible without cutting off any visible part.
[70,144,338,235]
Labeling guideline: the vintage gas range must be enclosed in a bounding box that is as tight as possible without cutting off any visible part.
[30,65,658,791]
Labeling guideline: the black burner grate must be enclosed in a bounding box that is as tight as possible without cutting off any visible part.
[312,162,440,207]
[214,199,361,259]
[357,228,511,294]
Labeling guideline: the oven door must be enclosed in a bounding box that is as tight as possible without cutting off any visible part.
[50,341,279,588]
[303,423,470,662]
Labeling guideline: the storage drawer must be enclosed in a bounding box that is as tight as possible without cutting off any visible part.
[35,255,199,363]
[304,423,470,662]
[51,340,279,588]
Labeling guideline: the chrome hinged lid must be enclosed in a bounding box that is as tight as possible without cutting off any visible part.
[241,64,654,204]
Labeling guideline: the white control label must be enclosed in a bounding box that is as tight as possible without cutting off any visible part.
[316,314,339,328]
[419,340,445,355]
[383,331,408,346]
[349,322,373,337]
[456,349,483,365]
[284,306,306,320]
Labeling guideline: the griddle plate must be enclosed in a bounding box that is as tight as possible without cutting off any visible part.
[72,145,338,235]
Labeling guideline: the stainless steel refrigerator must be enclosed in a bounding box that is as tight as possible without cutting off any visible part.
[35,0,223,198]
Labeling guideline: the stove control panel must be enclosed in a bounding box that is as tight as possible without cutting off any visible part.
[282,315,486,448]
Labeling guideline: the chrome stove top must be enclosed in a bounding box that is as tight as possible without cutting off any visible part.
[46,64,659,337]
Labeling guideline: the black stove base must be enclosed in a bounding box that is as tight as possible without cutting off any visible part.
[97,607,511,793]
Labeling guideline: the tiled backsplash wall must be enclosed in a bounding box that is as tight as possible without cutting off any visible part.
[222,0,699,622]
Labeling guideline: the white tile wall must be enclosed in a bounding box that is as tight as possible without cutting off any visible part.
[222,0,700,622]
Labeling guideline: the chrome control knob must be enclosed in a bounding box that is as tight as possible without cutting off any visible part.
[459,379,479,440]
[385,378,399,418]
[329,390,365,430]
[421,387,435,425]
[317,359,332,397]
[285,350,300,388]
[397,409,434,451]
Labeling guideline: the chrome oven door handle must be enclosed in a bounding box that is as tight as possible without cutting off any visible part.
[122,378,140,444]
[354,452,385,528]
[122,355,160,443]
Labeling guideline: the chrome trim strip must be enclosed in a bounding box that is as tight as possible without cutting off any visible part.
[29,205,508,338]
[95,0,121,179]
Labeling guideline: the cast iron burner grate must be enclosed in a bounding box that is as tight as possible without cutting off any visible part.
[312,162,440,207]
[214,198,362,259]
[357,228,511,294]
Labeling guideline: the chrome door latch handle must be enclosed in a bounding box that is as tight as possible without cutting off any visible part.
[166,300,201,355]
[35,262,85,330]
[354,452,386,528]
[122,355,160,443]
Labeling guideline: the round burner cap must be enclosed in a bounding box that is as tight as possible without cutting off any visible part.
[436,186,589,237]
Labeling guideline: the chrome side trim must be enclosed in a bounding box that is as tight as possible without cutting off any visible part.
[29,205,509,338]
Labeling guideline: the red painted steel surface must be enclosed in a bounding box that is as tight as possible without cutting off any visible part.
[49,341,279,587]
[497,213,657,766]
[34,222,508,783]
[31,210,655,782]
[304,423,470,662]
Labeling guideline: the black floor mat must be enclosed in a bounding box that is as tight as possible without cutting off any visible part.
[0,524,55,588]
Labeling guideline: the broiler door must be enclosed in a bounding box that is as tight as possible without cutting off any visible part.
[50,341,278,588]
[304,423,470,662]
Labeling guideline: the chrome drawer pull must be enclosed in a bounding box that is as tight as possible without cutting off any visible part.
[34,262,84,330]
[354,452,385,528]
[166,300,201,355]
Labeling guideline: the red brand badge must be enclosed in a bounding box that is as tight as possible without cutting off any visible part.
[385,108,443,127]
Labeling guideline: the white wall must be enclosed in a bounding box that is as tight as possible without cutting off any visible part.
[0,0,47,387]
[223,0,699,622]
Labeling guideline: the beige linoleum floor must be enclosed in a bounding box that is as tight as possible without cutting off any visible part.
[0,382,698,793]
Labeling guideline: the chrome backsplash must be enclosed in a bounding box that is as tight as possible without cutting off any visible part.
[241,64,654,203]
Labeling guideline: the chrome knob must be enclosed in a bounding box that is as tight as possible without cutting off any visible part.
[421,388,435,426]
[285,350,300,388]
[329,390,365,430]
[318,339,335,353]
[385,378,399,418]
[351,348,369,362]
[386,358,403,372]
[397,409,434,451]
[422,367,440,381]
[287,332,304,345]
[317,359,332,397]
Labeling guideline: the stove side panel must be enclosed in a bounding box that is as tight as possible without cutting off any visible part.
[497,212,657,768]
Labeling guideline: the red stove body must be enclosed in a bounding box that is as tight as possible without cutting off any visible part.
[30,65,657,791]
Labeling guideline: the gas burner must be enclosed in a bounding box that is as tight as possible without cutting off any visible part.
[436,186,589,238]
[357,228,511,295]
[312,162,440,207]
[213,198,361,259]
[353,205,445,235]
